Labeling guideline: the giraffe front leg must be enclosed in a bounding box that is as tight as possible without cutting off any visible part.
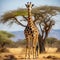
[33,46,35,59]
[25,45,28,59]
[30,37,34,59]
[28,38,32,59]
[35,47,38,59]
[34,37,39,59]
[33,47,37,59]
[25,37,28,59]
[28,47,30,59]
[25,36,31,59]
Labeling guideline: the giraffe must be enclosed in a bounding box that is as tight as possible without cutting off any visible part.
[24,2,39,59]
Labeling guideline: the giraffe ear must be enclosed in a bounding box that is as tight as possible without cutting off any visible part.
[30,2,31,4]
[25,4,27,7]
[32,4,34,7]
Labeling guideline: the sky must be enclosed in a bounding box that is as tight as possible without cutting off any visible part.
[0,0,60,31]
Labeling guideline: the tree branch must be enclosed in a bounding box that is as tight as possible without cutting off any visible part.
[14,17,26,27]
[22,15,28,21]
[43,20,54,41]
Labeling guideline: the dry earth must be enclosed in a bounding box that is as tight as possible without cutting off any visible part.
[0,47,60,60]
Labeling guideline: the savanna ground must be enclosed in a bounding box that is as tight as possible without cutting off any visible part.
[0,47,60,60]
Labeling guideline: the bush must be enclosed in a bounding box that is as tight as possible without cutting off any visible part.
[0,30,15,48]
[46,37,60,47]
[0,47,9,53]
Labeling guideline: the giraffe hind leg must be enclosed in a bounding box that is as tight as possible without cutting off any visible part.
[33,46,35,59]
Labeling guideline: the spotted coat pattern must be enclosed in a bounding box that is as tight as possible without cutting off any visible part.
[24,2,39,58]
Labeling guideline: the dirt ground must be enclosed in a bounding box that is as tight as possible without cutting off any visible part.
[0,47,60,60]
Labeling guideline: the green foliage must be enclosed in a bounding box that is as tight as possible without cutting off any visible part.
[0,8,27,24]
[0,30,15,47]
[46,37,57,43]
[0,6,60,25]
[46,37,60,47]
[32,6,60,15]
[46,37,57,44]
[16,39,26,46]
[0,31,15,38]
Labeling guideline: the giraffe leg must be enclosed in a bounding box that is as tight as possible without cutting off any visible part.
[33,46,35,59]
[28,47,30,59]
[35,46,38,59]
[25,44,28,59]
[35,35,39,58]
[36,41,39,58]
[28,39,33,59]
[32,36,35,59]
[33,47,37,59]
[37,43,39,57]
[26,36,31,59]
[35,47,37,58]
[34,36,39,59]
[32,37,35,59]
[25,37,29,59]
[31,37,34,59]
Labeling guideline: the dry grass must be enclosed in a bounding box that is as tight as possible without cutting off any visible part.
[0,47,60,60]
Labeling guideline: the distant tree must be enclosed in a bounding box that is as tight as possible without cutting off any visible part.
[53,40,60,48]
[0,31,15,48]
[16,39,26,46]
[46,37,57,47]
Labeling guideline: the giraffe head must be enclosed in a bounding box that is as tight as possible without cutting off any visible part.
[25,2,34,10]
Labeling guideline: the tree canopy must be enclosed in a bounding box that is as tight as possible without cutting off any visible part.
[0,31,15,47]
[0,6,60,26]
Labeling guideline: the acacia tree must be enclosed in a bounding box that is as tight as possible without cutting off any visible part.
[32,6,60,53]
[0,31,15,52]
[0,6,60,53]
[34,13,55,53]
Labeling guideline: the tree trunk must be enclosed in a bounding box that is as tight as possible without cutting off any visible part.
[36,34,45,53]
[38,38,45,53]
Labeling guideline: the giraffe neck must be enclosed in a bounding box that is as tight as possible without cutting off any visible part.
[27,7,34,26]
